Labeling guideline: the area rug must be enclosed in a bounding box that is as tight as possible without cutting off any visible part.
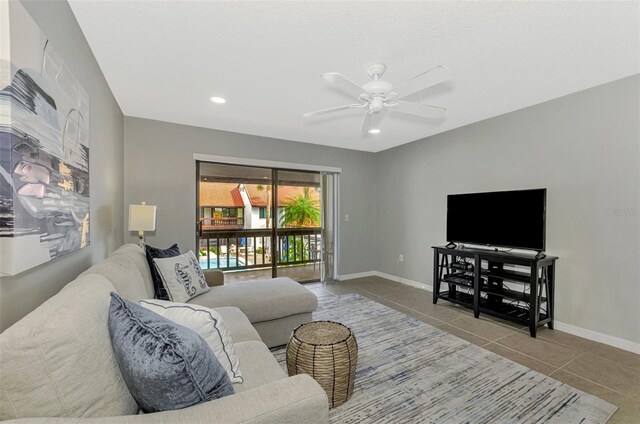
[271,294,617,424]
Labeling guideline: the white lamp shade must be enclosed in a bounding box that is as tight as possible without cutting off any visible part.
[128,203,157,231]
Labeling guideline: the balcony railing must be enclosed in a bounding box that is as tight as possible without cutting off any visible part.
[199,217,244,229]
[198,226,322,271]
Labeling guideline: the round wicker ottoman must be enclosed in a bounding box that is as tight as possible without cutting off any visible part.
[286,320,358,408]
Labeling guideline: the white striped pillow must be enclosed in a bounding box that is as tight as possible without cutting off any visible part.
[139,299,243,384]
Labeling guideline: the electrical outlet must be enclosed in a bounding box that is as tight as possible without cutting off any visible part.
[345,214,350,222]
[398,254,404,262]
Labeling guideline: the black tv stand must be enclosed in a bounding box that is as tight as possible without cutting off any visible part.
[432,246,558,337]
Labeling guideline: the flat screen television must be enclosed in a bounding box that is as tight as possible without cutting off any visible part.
[446,188,546,251]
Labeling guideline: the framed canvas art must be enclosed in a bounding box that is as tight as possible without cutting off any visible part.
[0,1,90,275]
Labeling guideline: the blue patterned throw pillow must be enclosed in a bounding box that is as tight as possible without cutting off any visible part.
[108,292,233,413]
[145,243,181,300]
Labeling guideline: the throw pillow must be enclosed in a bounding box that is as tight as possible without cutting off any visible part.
[153,250,210,303]
[140,299,243,384]
[108,292,233,413]
[145,243,180,300]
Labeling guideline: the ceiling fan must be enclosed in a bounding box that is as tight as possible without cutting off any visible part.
[303,63,451,134]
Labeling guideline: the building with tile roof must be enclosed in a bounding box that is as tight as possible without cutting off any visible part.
[199,182,320,230]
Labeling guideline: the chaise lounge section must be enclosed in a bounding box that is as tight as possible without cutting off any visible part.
[86,244,318,348]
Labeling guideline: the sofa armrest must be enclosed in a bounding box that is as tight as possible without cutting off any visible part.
[6,375,329,424]
[204,268,224,286]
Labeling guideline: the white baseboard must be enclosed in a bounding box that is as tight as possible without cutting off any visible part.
[337,271,377,281]
[553,321,640,354]
[371,271,433,292]
[337,269,640,354]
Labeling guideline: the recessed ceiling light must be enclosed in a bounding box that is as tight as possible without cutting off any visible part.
[368,128,381,134]
[210,96,226,104]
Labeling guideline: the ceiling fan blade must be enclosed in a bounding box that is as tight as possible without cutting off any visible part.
[322,72,365,97]
[303,103,366,118]
[395,65,452,100]
[360,110,383,133]
[389,101,447,119]
[360,111,370,133]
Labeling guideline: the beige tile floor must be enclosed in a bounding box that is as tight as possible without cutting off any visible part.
[305,276,640,424]
[224,263,320,283]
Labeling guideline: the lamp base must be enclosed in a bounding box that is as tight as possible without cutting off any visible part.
[138,230,145,247]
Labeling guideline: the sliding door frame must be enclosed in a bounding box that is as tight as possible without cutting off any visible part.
[271,168,277,278]
[195,158,339,282]
[331,173,340,282]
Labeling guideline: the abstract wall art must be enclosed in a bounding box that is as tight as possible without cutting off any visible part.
[0,1,90,275]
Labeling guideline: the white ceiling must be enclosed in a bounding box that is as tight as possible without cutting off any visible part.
[68,1,639,153]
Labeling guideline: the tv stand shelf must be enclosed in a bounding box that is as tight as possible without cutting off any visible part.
[432,246,558,337]
[481,268,530,283]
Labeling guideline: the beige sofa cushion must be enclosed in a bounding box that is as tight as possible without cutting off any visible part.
[110,244,155,298]
[0,275,138,420]
[214,306,262,344]
[189,278,318,323]
[232,341,287,393]
[80,254,148,302]
[1,376,329,424]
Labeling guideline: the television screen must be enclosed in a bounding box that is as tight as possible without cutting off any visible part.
[446,189,546,251]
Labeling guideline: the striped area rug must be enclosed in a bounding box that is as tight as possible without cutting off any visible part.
[271,294,617,424]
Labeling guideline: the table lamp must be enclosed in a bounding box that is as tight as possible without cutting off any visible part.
[128,202,156,246]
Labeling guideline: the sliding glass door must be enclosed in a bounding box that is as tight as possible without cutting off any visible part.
[196,161,336,283]
[196,162,272,280]
[275,170,322,282]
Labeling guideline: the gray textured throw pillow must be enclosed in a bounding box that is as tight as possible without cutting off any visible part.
[107,292,233,413]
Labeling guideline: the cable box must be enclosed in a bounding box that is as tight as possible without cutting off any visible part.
[444,273,474,286]
[451,262,474,271]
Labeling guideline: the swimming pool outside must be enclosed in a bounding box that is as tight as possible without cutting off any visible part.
[199,257,245,269]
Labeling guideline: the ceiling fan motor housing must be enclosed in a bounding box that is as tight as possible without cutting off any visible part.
[363,79,393,96]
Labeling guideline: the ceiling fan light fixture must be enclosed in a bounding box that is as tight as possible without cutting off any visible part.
[210,96,226,104]
[368,128,381,134]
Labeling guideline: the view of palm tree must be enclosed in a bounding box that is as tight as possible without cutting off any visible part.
[280,187,321,228]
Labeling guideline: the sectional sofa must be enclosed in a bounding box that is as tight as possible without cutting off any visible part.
[0,244,328,423]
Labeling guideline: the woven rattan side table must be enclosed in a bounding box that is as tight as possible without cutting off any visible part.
[286,320,358,408]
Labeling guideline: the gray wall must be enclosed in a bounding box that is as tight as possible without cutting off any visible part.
[2,1,635,350]
[123,117,377,276]
[375,75,640,344]
[0,0,125,331]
